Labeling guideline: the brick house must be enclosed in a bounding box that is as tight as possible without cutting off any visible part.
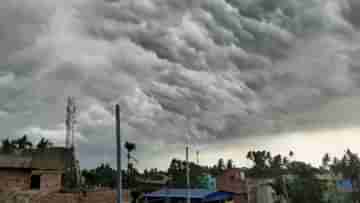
[0,147,75,193]
[217,168,260,203]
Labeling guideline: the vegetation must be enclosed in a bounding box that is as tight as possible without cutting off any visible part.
[81,163,118,188]
[36,137,54,150]
[246,149,360,203]
[0,135,53,153]
[3,135,359,203]
[124,141,136,188]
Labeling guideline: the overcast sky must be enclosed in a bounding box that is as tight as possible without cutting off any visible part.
[1,0,360,170]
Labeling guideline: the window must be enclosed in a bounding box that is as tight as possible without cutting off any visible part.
[31,175,41,190]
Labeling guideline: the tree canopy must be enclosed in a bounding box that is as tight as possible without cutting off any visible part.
[0,136,53,153]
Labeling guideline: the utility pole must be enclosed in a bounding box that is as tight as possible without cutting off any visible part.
[186,146,190,203]
[196,150,199,165]
[282,175,289,203]
[116,104,122,203]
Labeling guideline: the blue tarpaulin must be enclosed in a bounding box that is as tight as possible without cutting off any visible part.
[203,192,233,202]
[144,189,233,202]
[337,179,352,192]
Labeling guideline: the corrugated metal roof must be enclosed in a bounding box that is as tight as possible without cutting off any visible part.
[144,189,213,199]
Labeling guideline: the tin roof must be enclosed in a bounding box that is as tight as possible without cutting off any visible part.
[144,189,213,199]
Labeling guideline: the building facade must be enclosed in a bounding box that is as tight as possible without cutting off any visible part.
[217,168,249,203]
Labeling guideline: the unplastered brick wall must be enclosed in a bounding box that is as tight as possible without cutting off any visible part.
[0,169,30,192]
[33,190,129,203]
[80,190,117,203]
[40,174,62,193]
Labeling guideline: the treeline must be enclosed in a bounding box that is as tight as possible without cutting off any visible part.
[80,149,360,203]
[1,135,53,153]
[246,150,360,203]
[80,158,235,189]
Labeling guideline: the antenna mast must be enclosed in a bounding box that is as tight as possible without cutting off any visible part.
[65,96,77,149]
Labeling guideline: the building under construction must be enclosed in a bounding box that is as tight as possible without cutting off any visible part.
[0,147,77,193]
[0,97,80,193]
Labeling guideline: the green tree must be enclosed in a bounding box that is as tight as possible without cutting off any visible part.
[322,153,331,170]
[226,159,234,169]
[246,150,282,177]
[168,158,207,188]
[286,175,326,203]
[217,158,225,171]
[13,135,33,150]
[125,141,136,188]
[1,138,15,153]
[289,151,294,158]
[81,164,118,188]
[330,149,360,203]
[36,138,53,150]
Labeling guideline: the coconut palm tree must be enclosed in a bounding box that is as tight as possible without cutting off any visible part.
[13,135,32,150]
[36,138,53,150]
[1,138,15,153]
[124,141,136,188]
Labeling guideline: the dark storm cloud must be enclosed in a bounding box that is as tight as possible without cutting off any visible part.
[2,0,360,168]
[342,0,360,28]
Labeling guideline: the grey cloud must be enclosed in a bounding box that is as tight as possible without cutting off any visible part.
[2,0,360,169]
[343,0,360,28]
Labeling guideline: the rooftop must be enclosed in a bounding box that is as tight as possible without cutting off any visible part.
[144,189,213,199]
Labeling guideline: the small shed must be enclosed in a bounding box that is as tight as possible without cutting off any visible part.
[144,189,233,203]
[0,147,75,193]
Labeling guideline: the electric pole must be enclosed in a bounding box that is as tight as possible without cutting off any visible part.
[116,104,122,203]
[186,146,190,203]
[196,150,199,165]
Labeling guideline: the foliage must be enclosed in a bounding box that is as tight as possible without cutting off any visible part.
[125,142,136,153]
[36,138,54,150]
[1,138,14,154]
[247,150,325,203]
[246,150,288,178]
[124,141,136,188]
[168,158,205,188]
[226,159,234,169]
[82,163,119,188]
[329,149,360,203]
[10,135,33,150]
[1,136,54,154]
[286,176,326,203]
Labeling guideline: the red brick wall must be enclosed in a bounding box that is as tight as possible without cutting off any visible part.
[35,193,78,203]
[217,169,247,194]
[0,169,30,192]
[233,194,247,203]
[80,190,116,203]
[217,169,259,203]
[40,174,62,193]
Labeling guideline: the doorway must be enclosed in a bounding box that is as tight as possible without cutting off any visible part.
[30,175,41,189]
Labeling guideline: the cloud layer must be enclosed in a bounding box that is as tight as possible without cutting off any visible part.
[1,0,360,168]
